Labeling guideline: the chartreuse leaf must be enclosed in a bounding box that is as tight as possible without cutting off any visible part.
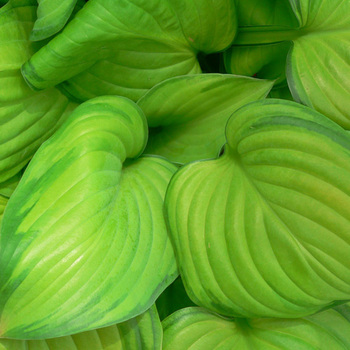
[30,0,78,41]
[0,305,162,349]
[138,74,273,163]
[0,0,77,183]
[224,0,297,87]
[165,99,350,319]
[162,306,350,349]
[0,96,178,339]
[21,0,236,102]
[156,278,195,321]
[287,0,350,128]
[225,0,350,128]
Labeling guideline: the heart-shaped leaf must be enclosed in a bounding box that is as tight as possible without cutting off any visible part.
[162,305,350,349]
[0,96,178,339]
[165,99,350,318]
[138,74,273,163]
[0,305,162,349]
[0,0,77,182]
[225,0,350,128]
[21,0,237,102]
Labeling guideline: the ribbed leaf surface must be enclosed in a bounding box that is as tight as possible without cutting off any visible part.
[0,305,162,349]
[0,96,178,339]
[0,0,77,182]
[30,0,78,41]
[138,74,273,163]
[162,306,350,349]
[224,0,350,128]
[288,0,350,128]
[165,99,350,318]
[21,0,236,102]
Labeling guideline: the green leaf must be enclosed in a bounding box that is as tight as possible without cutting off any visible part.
[0,96,178,339]
[30,0,78,41]
[224,42,292,87]
[0,173,22,198]
[0,0,77,182]
[0,196,7,228]
[287,0,350,128]
[138,74,273,163]
[21,0,237,102]
[268,85,294,101]
[165,99,350,318]
[225,0,350,128]
[224,0,297,86]
[162,306,350,349]
[0,305,162,349]
[156,278,196,321]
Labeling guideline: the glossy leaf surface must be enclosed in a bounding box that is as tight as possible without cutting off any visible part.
[0,305,162,349]
[21,0,236,102]
[138,74,273,163]
[0,96,178,339]
[162,306,350,349]
[0,0,76,182]
[165,99,350,318]
[225,0,350,128]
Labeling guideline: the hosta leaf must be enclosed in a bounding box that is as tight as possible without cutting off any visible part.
[225,0,350,128]
[0,96,178,339]
[156,278,195,321]
[138,74,273,163]
[224,42,292,87]
[0,305,162,349]
[0,172,21,198]
[268,85,294,101]
[30,0,85,41]
[287,0,350,128]
[0,196,7,227]
[165,99,350,318]
[21,0,236,102]
[169,0,236,53]
[224,0,297,86]
[162,306,350,349]
[0,0,77,182]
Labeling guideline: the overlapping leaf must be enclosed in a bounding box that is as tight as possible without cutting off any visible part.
[162,305,350,349]
[138,74,273,163]
[156,278,195,321]
[0,305,162,349]
[21,0,236,102]
[224,0,297,87]
[0,0,77,182]
[0,173,21,198]
[225,0,350,128]
[165,99,350,318]
[0,96,178,339]
[30,0,79,41]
